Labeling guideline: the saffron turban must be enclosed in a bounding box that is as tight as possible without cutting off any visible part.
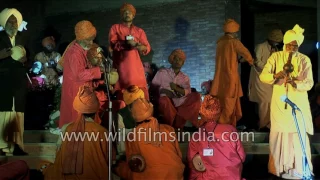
[268,29,283,43]
[74,20,97,41]
[42,36,55,47]
[0,8,22,28]
[120,3,136,16]
[283,24,304,47]
[123,85,145,105]
[223,19,240,33]
[73,85,100,114]
[198,95,221,127]
[168,49,186,64]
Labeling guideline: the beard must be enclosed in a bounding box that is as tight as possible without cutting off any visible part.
[123,16,133,22]
[5,27,18,37]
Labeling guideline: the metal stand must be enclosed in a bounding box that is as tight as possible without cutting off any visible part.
[291,107,313,180]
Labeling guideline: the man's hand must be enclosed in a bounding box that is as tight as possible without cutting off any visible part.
[286,79,297,88]
[0,48,12,60]
[170,82,178,91]
[159,88,175,98]
[273,71,287,79]
[127,40,137,47]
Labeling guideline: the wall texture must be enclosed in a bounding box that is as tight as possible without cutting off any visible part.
[44,0,241,90]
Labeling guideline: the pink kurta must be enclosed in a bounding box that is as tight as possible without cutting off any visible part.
[109,24,151,91]
[59,42,101,128]
[187,122,246,180]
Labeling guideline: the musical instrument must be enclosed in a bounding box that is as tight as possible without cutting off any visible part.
[11,45,26,61]
[128,155,146,172]
[192,154,206,172]
[283,52,294,109]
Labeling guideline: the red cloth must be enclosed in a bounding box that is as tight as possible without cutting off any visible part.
[59,42,101,128]
[187,122,246,180]
[0,160,30,180]
[158,92,201,128]
[109,24,151,91]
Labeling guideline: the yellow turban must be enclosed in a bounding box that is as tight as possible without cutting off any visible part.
[0,8,22,28]
[168,49,186,64]
[283,24,304,47]
[74,20,97,41]
[268,29,283,43]
[223,19,240,33]
[123,85,145,105]
[120,3,136,16]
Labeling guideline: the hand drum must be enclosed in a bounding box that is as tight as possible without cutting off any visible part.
[128,154,146,173]
[192,154,206,172]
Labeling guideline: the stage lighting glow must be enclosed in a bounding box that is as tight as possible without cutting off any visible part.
[317,42,319,49]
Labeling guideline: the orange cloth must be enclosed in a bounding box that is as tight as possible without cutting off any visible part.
[198,95,221,127]
[115,123,185,179]
[44,122,113,179]
[122,85,145,105]
[210,34,253,126]
[168,48,186,64]
[223,19,240,33]
[120,3,136,16]
[42,36,55,47]
[75,20,97,41]
[62,86,100,174]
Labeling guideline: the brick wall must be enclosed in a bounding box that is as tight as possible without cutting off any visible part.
[44,0,240,90]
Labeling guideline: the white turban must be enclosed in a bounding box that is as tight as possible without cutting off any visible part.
[283,24,305,47]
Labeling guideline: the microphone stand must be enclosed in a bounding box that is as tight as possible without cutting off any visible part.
[291,107,313,179]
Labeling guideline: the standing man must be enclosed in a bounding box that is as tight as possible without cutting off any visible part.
[260,24,314,179]
[0,8,28,155]
[248,29,283,131]
[58,20,102,128]
[109,3,151,100]
[210,19,254,127]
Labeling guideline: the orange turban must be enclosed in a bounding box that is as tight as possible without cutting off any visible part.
[120,3,136,16]
[168,49,186,64]
[198,95,221,127]
[74,20,97,41]
[63,85,101,174]
[223,19,240,33]
[123,85,145,105]
[42,36,55,47]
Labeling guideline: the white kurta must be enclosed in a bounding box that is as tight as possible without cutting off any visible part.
[260,50,314,178]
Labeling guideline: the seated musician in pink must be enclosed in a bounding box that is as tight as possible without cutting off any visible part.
[151,49,201,129]
[187,95,246,180]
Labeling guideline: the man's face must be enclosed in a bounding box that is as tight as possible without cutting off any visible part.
[81,36,95,50]
[44,42,55,52]
[285,40,299,53]
[171,56,185,69]
[122,10,134,22]
[5,15,18,37]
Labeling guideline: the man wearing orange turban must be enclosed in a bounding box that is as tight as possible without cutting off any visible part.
[43,85,114,179]
[260,24,314,179]
[58,20,103,129]
[108,3,151,101]
[151,49,201,129]
[187,95,246,179]
[210,19,254,127]
[34,36,62,86]
[249,29,283,131]
[0,8,28,156]
[114,98,185,179]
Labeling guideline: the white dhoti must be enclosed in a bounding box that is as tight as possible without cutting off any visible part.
[0,97,24,153]
[269,132,313,179]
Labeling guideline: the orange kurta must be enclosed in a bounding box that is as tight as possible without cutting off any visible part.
[210,35,253,126]
[44,121,111,179]
[115,123,185,179]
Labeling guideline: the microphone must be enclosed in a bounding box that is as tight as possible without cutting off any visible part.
[97,47,112,65]
[280,95,300,110]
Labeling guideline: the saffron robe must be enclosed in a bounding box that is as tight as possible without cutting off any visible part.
[259,51,314,178]
[109,24,151,93]
[187,122,246,180]
[58,42,101,128]
[210,35,253,126]
[115,123,185,179]
[44,121,111,179]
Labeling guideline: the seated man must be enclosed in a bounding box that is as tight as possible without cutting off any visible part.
[187,95,246,180]
[41,85,113,179]
[117,85,145,155]
[0,160,29,180]
[151,49,201,129]
[113,98,185,179]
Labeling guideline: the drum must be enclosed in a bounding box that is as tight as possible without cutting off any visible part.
[11,45,26,61]
[32,61,43,75]
[128,154,146,172]
[192,154,206,172]
[107,71,119,85]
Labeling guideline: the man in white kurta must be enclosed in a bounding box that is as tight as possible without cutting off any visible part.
[260,24,314,179]
[249,29,283,130]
